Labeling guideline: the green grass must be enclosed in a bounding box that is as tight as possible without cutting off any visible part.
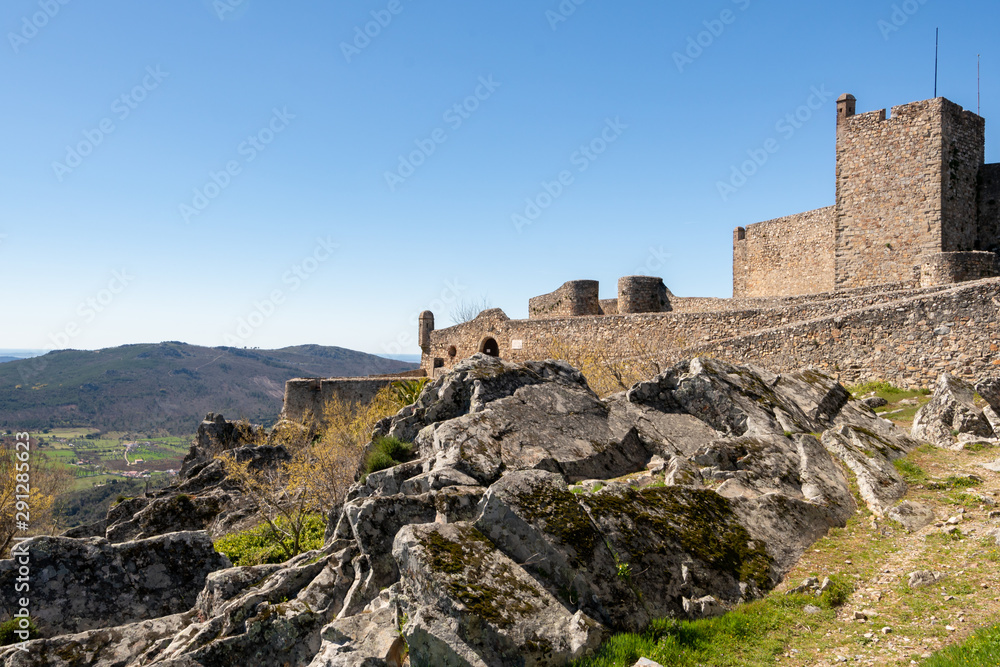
[213,514,326,567]
[894,458,929,485]
[848,380,909,397]
[571,595,831,667]
[923,623,1000,666]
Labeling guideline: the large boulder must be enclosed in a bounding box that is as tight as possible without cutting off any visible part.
[393,522,604,666]
[0,532,230,638]
[821,426,908,516]
[913,373,995,448]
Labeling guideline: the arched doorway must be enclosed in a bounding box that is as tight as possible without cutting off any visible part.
[479,337,500,357]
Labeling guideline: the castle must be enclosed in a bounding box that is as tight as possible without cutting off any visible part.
[734,94,1000,296]
[283,94,1000,423]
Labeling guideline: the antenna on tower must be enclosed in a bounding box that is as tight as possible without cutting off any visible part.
[978,54,981,116]
[934,28,939,98]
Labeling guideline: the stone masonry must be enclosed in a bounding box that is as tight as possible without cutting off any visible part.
[736,95,998,295]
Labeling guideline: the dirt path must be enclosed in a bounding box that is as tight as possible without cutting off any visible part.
[774,437,1000,666]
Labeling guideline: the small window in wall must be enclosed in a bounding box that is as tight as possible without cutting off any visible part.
[447,345,457,358]
[479,337,500,357]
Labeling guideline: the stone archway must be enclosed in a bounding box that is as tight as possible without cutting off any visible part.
[479,337,500,357]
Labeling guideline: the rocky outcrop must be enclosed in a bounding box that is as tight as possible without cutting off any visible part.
[912,373,995,448]
[0,532,229,638]
[4,355,923,666]
[394,522,603,666]
[105,431,290,544]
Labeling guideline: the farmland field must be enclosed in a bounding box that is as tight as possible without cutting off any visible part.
[31,429,194,491]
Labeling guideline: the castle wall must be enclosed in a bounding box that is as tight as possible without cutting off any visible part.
[834,101,948,289]
[940,101,986,252]
[422,283,951,376]
[423,278,1000,388]
[732,207,835,297]
[528,280,600,319]
[979,163,1000,252]
[282,377,403,424]
[919,251,1000,287]
[686,278,1000,387]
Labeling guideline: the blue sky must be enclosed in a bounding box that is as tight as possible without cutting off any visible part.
[3,0,998,357]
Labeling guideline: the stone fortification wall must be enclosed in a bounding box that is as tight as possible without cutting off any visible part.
[528,280,600,319]
[979,163,1000,252]
[940,102,986,252]
[420,282,969,379]
[282,376,410,424]
[617,276,671,313]
[920,251,1000,287]
[672,281,923,313]
[684,278,1000,387]
[733,207,836,297]
[834,100,949,289]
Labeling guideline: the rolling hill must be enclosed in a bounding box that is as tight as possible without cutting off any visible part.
[0,342,418,435]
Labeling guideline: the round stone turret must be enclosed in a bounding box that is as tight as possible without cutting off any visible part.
[837,93,857,124]
[418,311,434,351]
[617,276,671,314]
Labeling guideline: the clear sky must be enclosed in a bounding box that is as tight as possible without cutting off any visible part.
[3,0,998,357]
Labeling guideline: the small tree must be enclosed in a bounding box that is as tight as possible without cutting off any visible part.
[449,296,493,325]
[219,387,407,563]
[0,439,72,558]
[544,335,664,398]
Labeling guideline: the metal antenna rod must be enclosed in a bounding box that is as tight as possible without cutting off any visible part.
[978,54,981,116]
[934,28,939,98]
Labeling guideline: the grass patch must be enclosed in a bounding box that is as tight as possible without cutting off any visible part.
[894,458,929,485]
[213,513,325,566]
[849,380,908,397]
[928,475,984,491]
[571,595,830,667]
[923,623,1000,666]
[363,436,415,478]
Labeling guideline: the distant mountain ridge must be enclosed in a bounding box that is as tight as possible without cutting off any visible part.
[0,342,417,435]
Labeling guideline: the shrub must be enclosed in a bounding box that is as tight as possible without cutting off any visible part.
[818,574,853,608]
[214,514,325,567]
[364,437,415,477]
[0,617,38,646]
[391,379,429,407]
